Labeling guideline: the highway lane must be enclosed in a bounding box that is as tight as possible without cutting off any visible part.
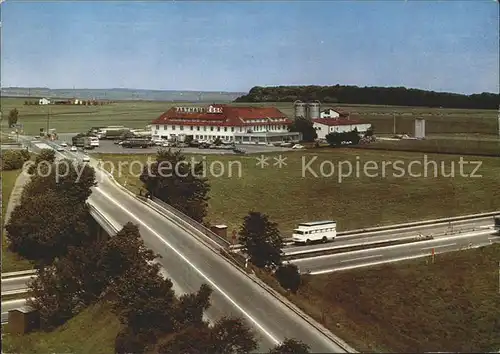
[23,141,351,352]
[293,229,499,275]
[284,218,495,254]
[1,299,29,324]
[1,276,34,295]
[87,176,349,352]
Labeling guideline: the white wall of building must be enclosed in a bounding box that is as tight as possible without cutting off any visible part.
[39,98,50,105]
[320,109,340,119]
[314,122,372,140]
[152,122,290,142]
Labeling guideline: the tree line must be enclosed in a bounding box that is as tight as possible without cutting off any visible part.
[5,149,311,353]
[234,85,499,109]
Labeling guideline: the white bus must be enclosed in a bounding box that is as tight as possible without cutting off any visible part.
[292,220,337,244]
[89,136,99,147]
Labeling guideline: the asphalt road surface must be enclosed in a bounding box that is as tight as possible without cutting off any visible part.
[1,276,34,295]
[284,218,495,255]
[55,134,295,155]
[293,229,499,275]
[24,137,351,353]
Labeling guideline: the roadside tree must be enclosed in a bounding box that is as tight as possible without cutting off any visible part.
[1,149,30,170]
[6,190,93,265]
[239,211,283,268]
[7,108,19,127]
[269,338,311,354]
[24,158,96,204]
[140,148,210,222]
[289,117,317,142]
[275,263,301,293]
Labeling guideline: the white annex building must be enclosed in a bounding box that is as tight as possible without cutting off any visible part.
[151,104,301,144]
[313,108,372,140]
[38,98,50,105]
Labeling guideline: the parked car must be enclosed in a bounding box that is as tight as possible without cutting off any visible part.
[292,144,304,149]
[56,146,65,152]
[82,155,90,162]
[70,146,78,152]
[233,147,246,154]
[60,142,68,147]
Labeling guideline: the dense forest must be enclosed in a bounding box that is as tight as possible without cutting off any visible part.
[234,85,499,109]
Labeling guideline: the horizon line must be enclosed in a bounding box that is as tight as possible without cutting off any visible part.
[1,85,499,96]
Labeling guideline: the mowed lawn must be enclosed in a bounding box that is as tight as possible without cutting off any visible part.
[3,301,121,354]
[277,244,500,352]
[1,169,34,272]
[96,148,500,238]
[2,97,497,137]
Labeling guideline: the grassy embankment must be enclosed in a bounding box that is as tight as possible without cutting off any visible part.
[3,301,121,354]
[258,243,500,352]
[96,149,500,238]
[1,169,34,272]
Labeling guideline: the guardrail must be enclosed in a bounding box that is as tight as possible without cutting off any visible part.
[230,213,498,251]
[88,203,118,236]
[2,289,30,296]
[333,212,499,237]
[150,196,231,249]
[1,270,37,279]
[283,234,428,258]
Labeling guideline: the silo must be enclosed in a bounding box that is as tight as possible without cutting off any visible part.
[414,118,426,139]
[307,101,321,120]
[294,100,307,119]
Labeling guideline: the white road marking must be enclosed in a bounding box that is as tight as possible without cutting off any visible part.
[421,243,456,250]
[293,229,495,263]
[309,254,431,275]
[340,254,381,263]
[93,187,280,345]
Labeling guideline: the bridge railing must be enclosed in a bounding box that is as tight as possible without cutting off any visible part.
[148,196,231,249]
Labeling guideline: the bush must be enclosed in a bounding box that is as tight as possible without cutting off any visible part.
[1,149,30,171]
[275,263,301,293]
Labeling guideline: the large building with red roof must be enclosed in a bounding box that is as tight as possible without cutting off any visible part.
[151,104,301,144]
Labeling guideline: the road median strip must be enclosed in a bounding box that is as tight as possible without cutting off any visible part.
[283,235,433,261]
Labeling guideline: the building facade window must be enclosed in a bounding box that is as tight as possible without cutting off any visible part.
[172,126,176,131]
[156,125,159,130]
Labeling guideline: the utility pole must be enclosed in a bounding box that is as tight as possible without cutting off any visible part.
[393,112,396,135]
[46,106,50,137]
[497,104,500,138]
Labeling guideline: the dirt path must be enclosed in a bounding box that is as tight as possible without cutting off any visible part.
[3,169,31,227]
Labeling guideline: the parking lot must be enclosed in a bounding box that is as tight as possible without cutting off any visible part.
[55,133,296,155]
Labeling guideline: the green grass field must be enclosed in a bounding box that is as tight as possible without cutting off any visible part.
[1,169,34,272]
[1,97,498,137]
[260,243,500,352]
[3,301,121,354]
[356,137,500,156]
[96,149,500,238]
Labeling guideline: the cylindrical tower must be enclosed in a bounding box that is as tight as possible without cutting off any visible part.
[294,100,307,119]
[307,100,321,120]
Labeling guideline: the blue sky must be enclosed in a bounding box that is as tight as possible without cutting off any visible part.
[1,1,498,94]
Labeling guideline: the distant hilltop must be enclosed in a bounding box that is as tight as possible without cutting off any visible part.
[1,87,246,102]
[234,85,500,110]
